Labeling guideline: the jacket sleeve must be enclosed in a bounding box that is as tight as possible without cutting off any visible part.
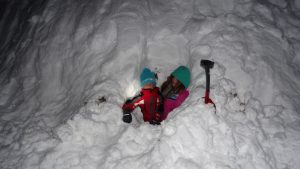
[157,90,164,115]
[162,90,189,119]
[174,90,189,107]
[160,76,172,98]
[122,92,144,112]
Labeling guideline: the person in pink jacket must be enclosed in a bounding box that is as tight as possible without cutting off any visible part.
[160,66,191,121]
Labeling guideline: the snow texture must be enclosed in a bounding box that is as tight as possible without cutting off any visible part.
[0,0,300,169]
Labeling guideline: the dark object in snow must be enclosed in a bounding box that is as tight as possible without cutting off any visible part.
[83,96,107,105]
[200,60,216,112]
[96,96,106,104]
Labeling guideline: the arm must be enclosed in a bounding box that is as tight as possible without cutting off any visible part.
[122,93,143,123]
[150,89,164,125]
[156,89,164,118]
[162,90,189,120]
[174,90,189,107]
[160,76,172,98]
[122,91,146,110]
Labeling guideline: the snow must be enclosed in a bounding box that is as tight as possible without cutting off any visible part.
[1,0,300,169]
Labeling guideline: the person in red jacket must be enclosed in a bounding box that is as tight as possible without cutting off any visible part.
[122,68,163,125]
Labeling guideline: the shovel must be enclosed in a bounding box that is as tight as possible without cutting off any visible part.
[200,60,216,111]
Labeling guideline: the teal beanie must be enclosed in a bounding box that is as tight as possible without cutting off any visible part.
[171,66,191,88]
[140,68,157,87]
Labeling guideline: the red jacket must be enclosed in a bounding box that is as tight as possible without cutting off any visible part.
[122,87,162,122]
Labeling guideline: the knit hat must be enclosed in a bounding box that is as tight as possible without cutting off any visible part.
[171,66,191,88]
[140,68,157,87]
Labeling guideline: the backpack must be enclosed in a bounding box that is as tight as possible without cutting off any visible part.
[122,87,162,123]
[139,87,161,122]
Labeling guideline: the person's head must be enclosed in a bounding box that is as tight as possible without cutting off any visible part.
[140,68,157,88]
[171,66,191,89]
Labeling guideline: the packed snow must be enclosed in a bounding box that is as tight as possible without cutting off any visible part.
[1,0,300,169]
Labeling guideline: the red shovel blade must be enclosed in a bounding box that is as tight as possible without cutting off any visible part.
[202,90,216,113]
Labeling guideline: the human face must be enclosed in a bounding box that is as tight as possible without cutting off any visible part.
[171,77,181,88]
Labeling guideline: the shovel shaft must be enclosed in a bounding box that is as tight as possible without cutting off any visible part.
[204,90,210,104]
[205,68,210,92]
[204,68,211,104]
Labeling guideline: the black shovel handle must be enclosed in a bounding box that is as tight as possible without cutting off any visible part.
[200,60,214,92]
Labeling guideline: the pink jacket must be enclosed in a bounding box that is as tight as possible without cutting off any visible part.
[161,89,189,120]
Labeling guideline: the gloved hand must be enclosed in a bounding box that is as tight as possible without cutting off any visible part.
[150,120,161,125]
[124,99,132,104]
[122,109,132,123]
[150,112,161,125]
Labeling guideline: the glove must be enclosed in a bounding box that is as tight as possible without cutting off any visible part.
[150,112,161,125]
[125,99,132,104]
[122,109,132,123]
[150,120,161,125]
[154,112,161,122]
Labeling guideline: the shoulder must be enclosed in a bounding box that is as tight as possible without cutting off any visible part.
[141,87,160,93]
[154,86,160,92]
[140,88,160,98]
[179,89,189,96]
[177,89,189,101]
